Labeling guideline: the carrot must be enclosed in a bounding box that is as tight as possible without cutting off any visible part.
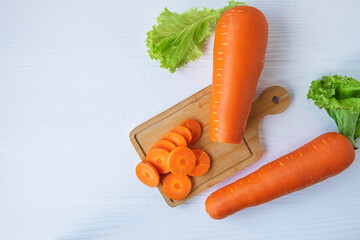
[168,147,196,176]
[162,132,187,147]
[145,148,170,174]
[180,119,202,143]
[151,139,176,152]
[210,6,268,144]
[163,173,192,200]
[188,149,211,177]
[135,162,160,187]
[205,132,355,219]
[171,126,192,145]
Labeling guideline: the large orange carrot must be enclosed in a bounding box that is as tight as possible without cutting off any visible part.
[210,6,268,144]
[205,132,355,219]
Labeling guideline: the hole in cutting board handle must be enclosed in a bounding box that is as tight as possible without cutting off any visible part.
[272,96,279,104]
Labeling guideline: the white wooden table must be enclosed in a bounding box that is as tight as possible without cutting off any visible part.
[1,0,360,239]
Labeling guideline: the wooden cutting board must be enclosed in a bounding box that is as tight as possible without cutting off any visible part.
[130,85,290,207]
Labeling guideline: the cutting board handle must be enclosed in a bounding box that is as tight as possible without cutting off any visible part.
[244,86,290,143]
[251,86,290,120]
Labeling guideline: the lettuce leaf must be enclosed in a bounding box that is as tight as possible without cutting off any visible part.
[307,75,360,146]
[146,1,246,73]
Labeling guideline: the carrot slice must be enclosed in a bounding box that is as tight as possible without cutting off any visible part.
[180,119,202,143]
[145,148,170,174]
[162,132,187,147]
[163,173,192,200]
[168,147,196,176]
[135,162,160,187]
[151,139,176,152]
[171,126,192,145]
[188,149,211,177]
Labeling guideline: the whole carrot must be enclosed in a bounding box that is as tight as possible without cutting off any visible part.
[205,132,355,219]
[210,6,268,144]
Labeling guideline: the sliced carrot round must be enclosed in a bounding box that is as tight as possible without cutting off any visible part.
[188,149,211,177]
[168,147,196,176]
[151,139,176,152]
[145,148,170,174]
[163,173,192,200]
[171,126,192,145]
[180,119,202,143]
[162,132,187,147]
[135,162,160,187]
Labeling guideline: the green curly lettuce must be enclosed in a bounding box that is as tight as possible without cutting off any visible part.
[146,1,246,73]
[307,75,360,147]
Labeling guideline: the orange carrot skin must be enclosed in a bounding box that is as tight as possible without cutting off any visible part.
[206,132,355,219]
[210,6,268,144]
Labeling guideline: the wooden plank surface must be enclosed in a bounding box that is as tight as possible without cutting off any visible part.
[130,86,290,206]
[0,0,360,239]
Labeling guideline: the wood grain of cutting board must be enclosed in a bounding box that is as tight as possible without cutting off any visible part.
[130,85,290,207]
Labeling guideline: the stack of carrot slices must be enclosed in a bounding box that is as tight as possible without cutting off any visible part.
[135,119,211,200]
